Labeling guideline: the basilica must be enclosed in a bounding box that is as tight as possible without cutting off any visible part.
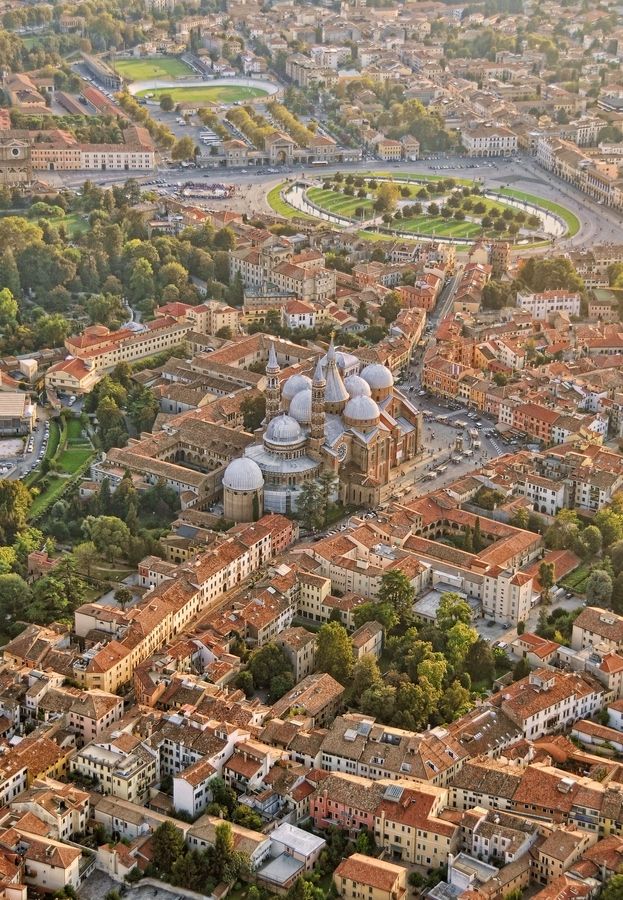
[222,339,423,518]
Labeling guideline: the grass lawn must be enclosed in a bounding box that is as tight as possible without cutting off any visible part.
[136,85,268,103]
[57,447,93,474]
[498,186,580,236]
[397,214,482,238]
[29,475,67,517]
[112,56,194,81]
[43,213,88,237]
[266,183,315,219]
[307,187,374,218]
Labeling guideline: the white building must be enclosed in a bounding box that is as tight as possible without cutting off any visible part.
[516,290,581,319]
[461,125,518,157]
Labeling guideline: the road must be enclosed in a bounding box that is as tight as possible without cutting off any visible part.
[45,153,623,249]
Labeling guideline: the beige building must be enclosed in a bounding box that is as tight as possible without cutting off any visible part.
[334,854,407,900]
[275,627,317,681]
[70,735,158,804]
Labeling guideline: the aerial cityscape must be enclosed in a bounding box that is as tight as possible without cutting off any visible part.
[5,0,623,899]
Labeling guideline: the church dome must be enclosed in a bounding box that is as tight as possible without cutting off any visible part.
[344,395,381,425]
[283,374,312,402]
[265,413,304,445]
[361,364,394,390]
[289,389,312,425]
[223,457,264,492]
[344,374,372,398]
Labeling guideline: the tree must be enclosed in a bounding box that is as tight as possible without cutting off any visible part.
[612,572,623,614]
[352,600,398,632]
[580,525,603,559]
[0,248,21,297]
[240,394,266,433]
[160,94,174,111]
[360,683,396,720]
[601,874,623,900]
[437,592,471,630]
[83,516,130,562]
[287,878,321,900]
[473,517,483,552]
[513,657,530,681]
[463,637,496,685]
[440,680,472,721]
[0,574,31,622]
[446,622,478,670]
[296,481,324,532]
[539,561,555,605]
[463,524,473,552]
[114,587,132,610]
[595,509,623,548]
[172,136,196,161]
[609,539,623,575]
[152,821,185,875]
[248,643,293,689]
[350,654,383,703]
[72,541,99,577]
[378,569,414,622]
[315,621,353,685]
[379,292,402,325]
[0,481,32,544]
[374,182,400,214]
[586,569,613,606]
[0,288,17,327]
[233,804,263,830]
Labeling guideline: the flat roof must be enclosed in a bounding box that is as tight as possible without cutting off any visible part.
[270,822,326,856]
[259,853,304,886]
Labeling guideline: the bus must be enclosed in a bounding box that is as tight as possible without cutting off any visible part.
[311,160,328,166]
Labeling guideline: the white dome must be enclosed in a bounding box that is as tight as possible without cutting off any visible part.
[289,388,312,424]
[344,395,380,422]
[361,363,394,390]
[344,374,372,398]
[265,413,304,445]
[223,457,264,492]
[282,374,312,402]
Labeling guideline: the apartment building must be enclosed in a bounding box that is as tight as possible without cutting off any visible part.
[70,735,159,804]
[493,668,606,740]
[462,125,518,157]
[571,606,623,653]
[516,290,582,320]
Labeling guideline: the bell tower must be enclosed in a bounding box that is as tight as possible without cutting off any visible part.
[265,341,280,424]
[311,358,326,443]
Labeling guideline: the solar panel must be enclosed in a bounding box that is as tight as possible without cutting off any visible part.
[383,784,404,802]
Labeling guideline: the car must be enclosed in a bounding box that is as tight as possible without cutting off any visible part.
[565,591,574,599]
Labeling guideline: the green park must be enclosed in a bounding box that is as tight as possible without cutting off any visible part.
[269,172,580,243]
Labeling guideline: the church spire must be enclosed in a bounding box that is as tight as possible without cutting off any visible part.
[265,341,280,423]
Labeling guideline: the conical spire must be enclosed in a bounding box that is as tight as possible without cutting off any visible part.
[313,358,326,385]
[267,340,279,374]
[327,333,337,363]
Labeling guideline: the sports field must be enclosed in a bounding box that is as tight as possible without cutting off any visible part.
[113,56,194,81]
[136,85,268,103]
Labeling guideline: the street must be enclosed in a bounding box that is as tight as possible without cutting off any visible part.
[44,153,623,250]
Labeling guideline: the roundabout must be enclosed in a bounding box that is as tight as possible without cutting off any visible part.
[268,171,580,246]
